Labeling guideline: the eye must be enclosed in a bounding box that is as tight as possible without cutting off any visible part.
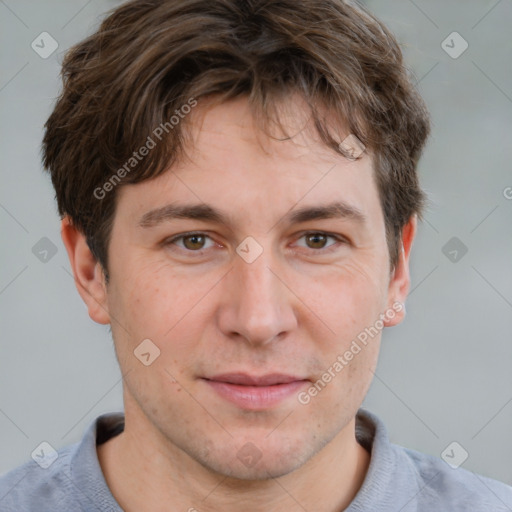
[165,232,217,254]
[293,231,346,253]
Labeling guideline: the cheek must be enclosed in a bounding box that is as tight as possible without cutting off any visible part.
[108,261,222,376]
[110,260,184,333]
[293,260,386,406]
[301,261,388,339]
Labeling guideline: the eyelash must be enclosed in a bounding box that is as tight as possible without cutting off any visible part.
[163,231,347,257]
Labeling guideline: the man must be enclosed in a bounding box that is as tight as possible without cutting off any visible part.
[1,0,511,510]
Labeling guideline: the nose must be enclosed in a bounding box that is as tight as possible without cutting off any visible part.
[216,245,298,347]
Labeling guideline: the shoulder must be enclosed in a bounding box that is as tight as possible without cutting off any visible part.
[356,409,512,511]
[397,444,512,511]
[0,413,124,512]
[0,445,78,511]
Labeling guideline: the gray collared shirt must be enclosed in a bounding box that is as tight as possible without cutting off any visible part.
[1,408,511,511]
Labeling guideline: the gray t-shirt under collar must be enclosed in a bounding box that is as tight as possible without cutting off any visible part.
[1,408,511,511]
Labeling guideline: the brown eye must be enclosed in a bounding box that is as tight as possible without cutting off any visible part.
[165,232,216,254]
[182,234,206,250]
[305,233,329,249]
[293,232,345,253]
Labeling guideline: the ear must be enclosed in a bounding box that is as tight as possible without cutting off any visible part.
[60,216,110,325]
[383,214,417,327]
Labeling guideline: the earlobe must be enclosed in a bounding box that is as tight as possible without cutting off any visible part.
[60,216,111,325]
[383,215,417,327]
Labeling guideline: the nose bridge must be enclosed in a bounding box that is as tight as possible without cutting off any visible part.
[219,243,297,345]
[238,249,277,303]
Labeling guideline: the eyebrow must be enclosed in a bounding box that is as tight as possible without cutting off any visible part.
[138,200,366,229]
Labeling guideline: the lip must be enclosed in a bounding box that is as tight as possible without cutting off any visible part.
[202,373,309,410]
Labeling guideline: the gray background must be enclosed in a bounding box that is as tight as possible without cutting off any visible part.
[1,0,511,487]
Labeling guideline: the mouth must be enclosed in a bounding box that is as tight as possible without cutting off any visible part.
[201,373,310,410]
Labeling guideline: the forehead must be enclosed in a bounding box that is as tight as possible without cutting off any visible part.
[116,96,383,231]
[185,94,352,165]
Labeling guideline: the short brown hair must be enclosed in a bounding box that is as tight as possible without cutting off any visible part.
[43,0,430,280]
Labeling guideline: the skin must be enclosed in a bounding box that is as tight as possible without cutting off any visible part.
[62,94,416,512]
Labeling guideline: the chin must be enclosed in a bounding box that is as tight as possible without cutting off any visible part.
[194,434,316,482]
[206,455,305,482]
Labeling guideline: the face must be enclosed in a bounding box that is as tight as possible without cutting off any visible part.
[71,95,412,480]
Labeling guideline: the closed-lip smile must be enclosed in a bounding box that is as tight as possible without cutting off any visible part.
[201,372,310,410]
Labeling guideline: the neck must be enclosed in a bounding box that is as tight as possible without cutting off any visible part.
[97,407,370,512]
